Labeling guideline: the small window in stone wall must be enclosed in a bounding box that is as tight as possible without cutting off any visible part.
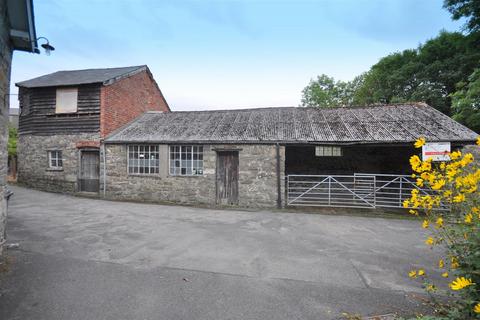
[48,150,63,168]
[169,146,203,176]
[315,146,342,157]
[128,145,159,174]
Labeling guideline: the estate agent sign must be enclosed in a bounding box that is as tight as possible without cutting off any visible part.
[422,142,451,161]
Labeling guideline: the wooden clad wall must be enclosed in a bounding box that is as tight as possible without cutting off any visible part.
[18,85,101,135]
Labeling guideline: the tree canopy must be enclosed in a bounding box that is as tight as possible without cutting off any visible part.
[444,0,480,33]
[301,1,480,132]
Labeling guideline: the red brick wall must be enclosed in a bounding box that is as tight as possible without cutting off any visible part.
[100,68,169,137]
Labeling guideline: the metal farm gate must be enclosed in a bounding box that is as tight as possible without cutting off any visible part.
[286,173,448,210]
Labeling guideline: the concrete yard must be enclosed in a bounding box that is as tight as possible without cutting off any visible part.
[0,186,441,319]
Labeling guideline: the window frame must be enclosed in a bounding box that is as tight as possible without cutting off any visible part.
[55,87,78,114]
[169,145,204,176]
[127,145,160,175]
[48,150,63,169]
[315,146,342,157]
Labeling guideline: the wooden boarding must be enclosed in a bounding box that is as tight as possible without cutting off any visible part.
[216,151,239,205]
[79,151,99,192]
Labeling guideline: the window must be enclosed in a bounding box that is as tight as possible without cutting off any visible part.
[315,146,342,157]
[48,150,63,168]
[128,145,159,174]
[170,146,203,176]
[56,88,78,113]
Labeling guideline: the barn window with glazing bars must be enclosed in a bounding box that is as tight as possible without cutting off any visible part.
[48,150,63,169]
[128,145,159,174]
[169,146,203,176]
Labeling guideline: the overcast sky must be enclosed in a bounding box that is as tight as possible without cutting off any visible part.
[11,0,463,110]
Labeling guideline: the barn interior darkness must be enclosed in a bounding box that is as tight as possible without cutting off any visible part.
[285,145,416,175]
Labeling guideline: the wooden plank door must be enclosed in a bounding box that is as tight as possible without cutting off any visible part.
[79,151,100,192]
[216,151,239,205]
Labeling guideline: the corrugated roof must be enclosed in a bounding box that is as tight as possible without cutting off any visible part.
[16,65,146,88]
[105,103,478,145]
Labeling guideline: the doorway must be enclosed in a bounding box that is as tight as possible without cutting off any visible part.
[216,151,239,205]
[79,150,100,192]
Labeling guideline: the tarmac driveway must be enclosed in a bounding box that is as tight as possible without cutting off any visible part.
[0,186,441,320]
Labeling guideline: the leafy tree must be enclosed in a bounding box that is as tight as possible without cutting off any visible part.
[451,69,480,132]
[353,31,480,115]
[8,126,17,157]
[352,49,420,106]
[444,0,480,33]
[300,74,358,108]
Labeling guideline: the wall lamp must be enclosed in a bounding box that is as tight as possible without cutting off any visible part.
[36,37,55,55]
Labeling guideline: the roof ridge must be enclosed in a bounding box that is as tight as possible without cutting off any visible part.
[162,103,431,113]
[54,65,146,73]
[16,65,148,88]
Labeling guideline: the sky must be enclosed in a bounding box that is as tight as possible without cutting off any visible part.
[11,0,464,111]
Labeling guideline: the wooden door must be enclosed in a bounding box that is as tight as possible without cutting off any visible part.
[79,151,100,192]
[216,151,239,205]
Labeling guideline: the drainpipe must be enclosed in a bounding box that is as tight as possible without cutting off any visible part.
[102,142,107,197]
[276,143,281,209]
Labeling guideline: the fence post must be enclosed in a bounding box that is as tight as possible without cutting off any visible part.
[399,177,403,207]
[286,175,289,205]
[373,175,376,208]
[328,176,331,206]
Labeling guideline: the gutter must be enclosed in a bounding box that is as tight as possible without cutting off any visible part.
[276,143,281,209]
[103,140,477,147]
[25,0,39,53]
[102,142,106,197]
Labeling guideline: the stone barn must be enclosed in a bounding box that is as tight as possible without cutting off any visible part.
[16,65,170,193]
[103,103,477,208]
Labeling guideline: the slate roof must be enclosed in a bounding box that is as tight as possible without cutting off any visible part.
[105,103,478,145]
[16,65,147,88]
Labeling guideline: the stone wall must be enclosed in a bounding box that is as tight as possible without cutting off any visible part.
[17,133,100,193]
[0,0,13,255]
[104,144,285,208]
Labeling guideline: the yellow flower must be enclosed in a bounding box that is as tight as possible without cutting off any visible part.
[453,193,465,203]
[420,161,432,172]
[476,136,480,146]
[414,137,426,148]
[416,178,424,187]
[410,155,422,171]
[436,217,444,228]
[472,207,480,214]
[446,168,458,181]
[408,209,418,215]
[418,269,425,276]
[451,257,459,269]
[420,172,430,180]
[474,302,480,314]
[450,150,462,160]
[403,199,410,208]
[422,220,429,229]
[465,213,473,224]
[438,259,444,268]
[461,153,474,166]
[442,272,449,278]
[425,237,434,246]
[449,277,474,290]
[443,190,452,198]
[431,179,446,190]
[409,270,417,278]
